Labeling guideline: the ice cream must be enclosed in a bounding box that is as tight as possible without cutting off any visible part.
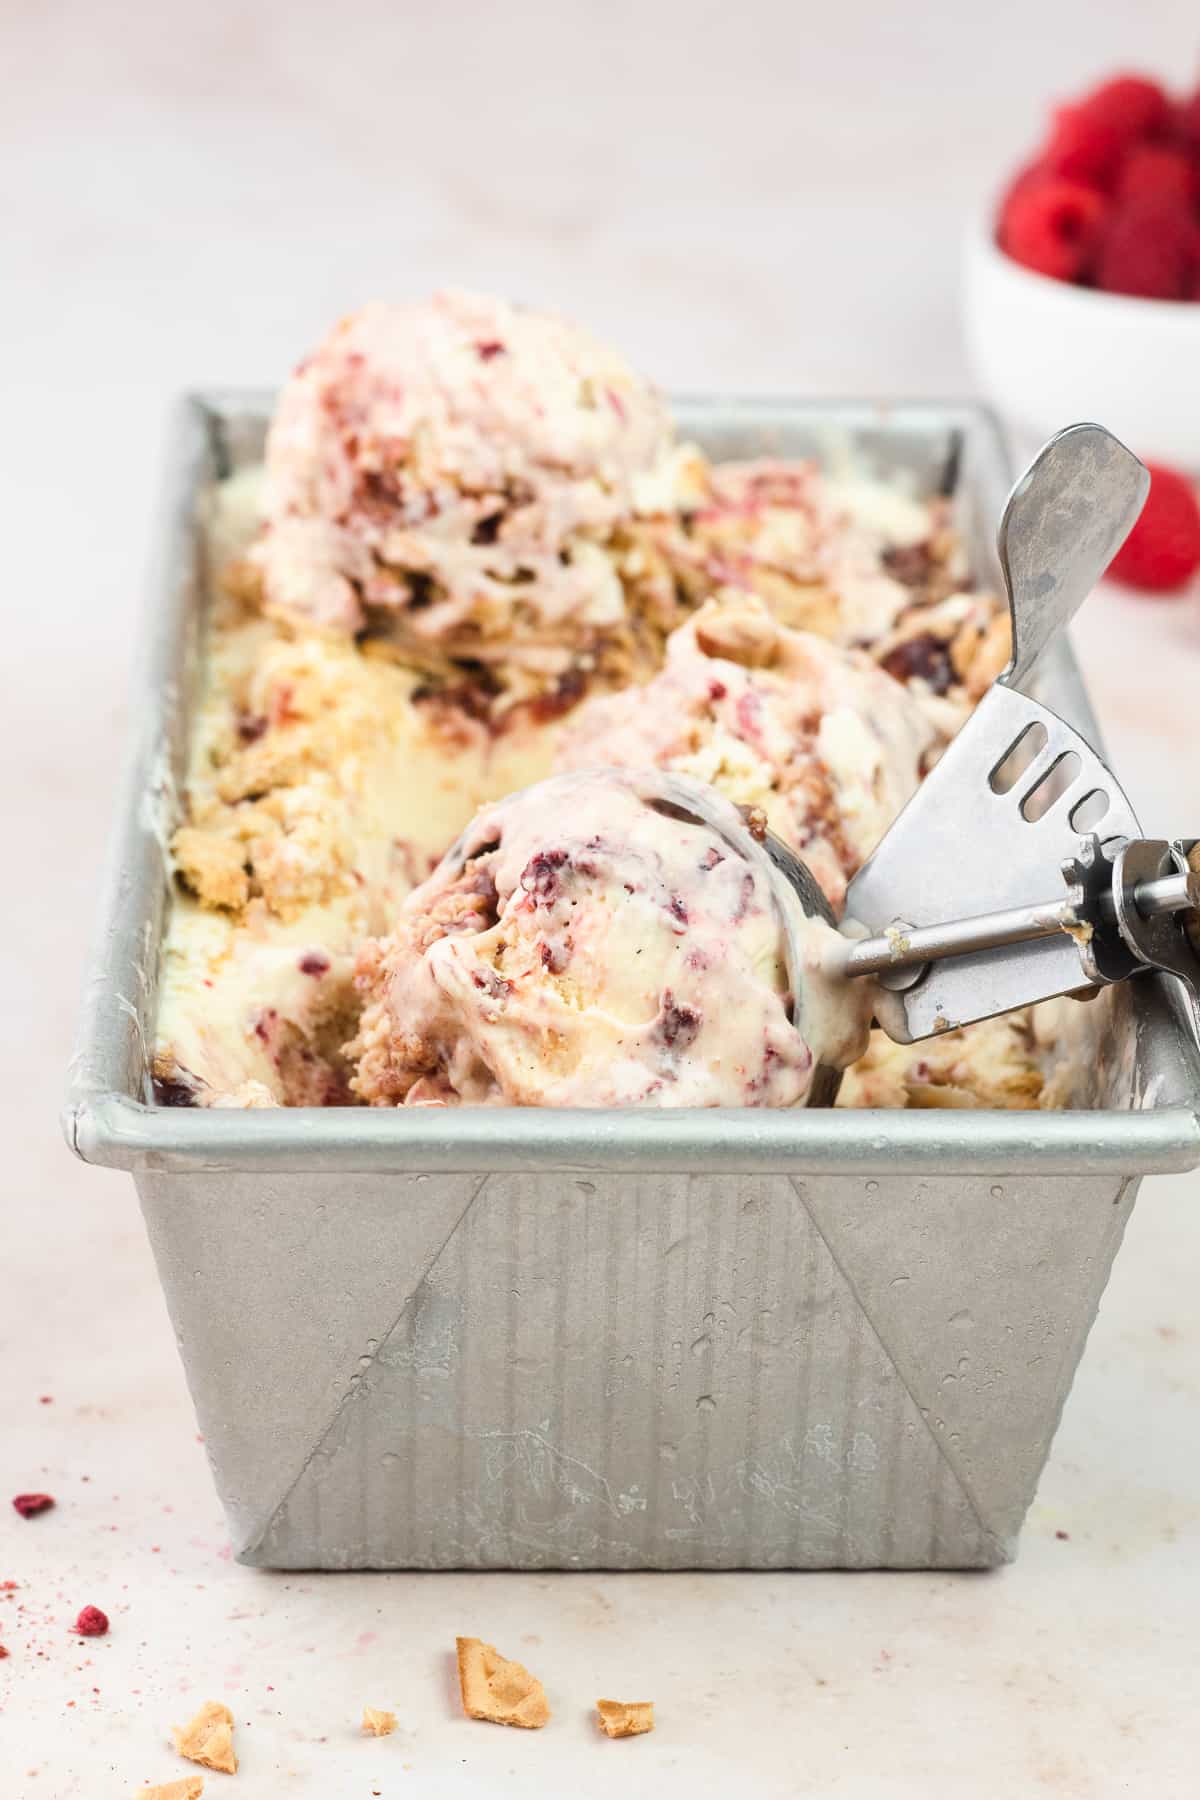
[348,769,871,1109]
[250,291,680,690]
[617,457,930,645]
[837,1011,1051,1110]
[154,635,557,1106]
[153,480,559,1108]
[556,592,938,915]
[616,456,1011,732]
[152,290,1035,1115]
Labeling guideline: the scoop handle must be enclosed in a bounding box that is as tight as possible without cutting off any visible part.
[998,422,1149,695]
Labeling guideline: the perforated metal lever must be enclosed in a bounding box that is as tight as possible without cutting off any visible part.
[841,424,1156,1044]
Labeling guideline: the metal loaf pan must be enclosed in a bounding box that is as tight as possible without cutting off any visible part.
[64,396,1200,1571]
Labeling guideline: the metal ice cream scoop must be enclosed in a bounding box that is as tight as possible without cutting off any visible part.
[760,423,1200,1094]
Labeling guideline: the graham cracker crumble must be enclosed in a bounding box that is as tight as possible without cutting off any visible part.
[138,1780,205,1800]
[361,1706,397,1737]
[455,1636,550,1729]
[170,828,250,914]
[172,634,402,924]
[596,1698,655,1738]
[172,1700,237,1774]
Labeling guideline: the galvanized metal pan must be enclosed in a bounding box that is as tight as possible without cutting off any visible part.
[63,395,1200,1176]
[59,397,1200,1572]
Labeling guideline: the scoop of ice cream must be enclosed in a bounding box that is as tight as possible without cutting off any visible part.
[347,768,868,1109]
[252,291,675,676]
[556,593,937,915]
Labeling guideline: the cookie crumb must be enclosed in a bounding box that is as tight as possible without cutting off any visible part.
[74,1605,109,1637]
[361,1707,396,1737]
[172,1700,237,1774]
[171,827,250,912]
[596,1698,655,1738]
[137,1780,205,1800]
[12,1493,55,1519]
[455,1636,550,1729]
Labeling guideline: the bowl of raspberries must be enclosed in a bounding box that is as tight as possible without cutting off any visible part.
[965,71,1200,501]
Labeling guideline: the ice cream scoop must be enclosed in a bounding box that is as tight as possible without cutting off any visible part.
[749,422,1200,1062]
[557,590,938,914]
[347,767,872,1110]
[252,290,675,675]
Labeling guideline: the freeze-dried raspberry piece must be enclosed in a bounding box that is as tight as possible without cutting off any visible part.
[999,179,1108,280]
[1077,75,1170,144]
[1095,199,1199,299]
[73,1605,109,1637]
[1108,465,1200,594]
[12,1493,55,1519]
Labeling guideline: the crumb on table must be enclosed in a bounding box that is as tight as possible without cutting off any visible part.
[456,1636,550,1729]
[172,1700,237,1775]
[596,1698,655,1738]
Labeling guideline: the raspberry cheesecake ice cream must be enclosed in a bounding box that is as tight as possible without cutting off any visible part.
[152,286,1054,1116]
[153,479,558,1109]
[348,769,870,1109]
[617,456,1011,732]
[557,593,938,914]
[251,291,681,689]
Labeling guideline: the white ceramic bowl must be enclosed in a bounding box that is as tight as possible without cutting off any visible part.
[963,208,1200,468]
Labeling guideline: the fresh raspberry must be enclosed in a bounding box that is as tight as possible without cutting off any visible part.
[1108,465,1200,594]
[1077,75,1170,144]
[1096,199,1199,300]
[998,179,1109,281]
[1116,144,1198,207]
[1175,87,1200,153]
[11,1493,55,1519]
[73,1605,109,1637]
[1043,106,1125,189]
[999,158,1052,209]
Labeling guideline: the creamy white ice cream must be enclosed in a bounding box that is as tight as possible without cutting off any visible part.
[253,291,676,679]
[348,769,869,1109]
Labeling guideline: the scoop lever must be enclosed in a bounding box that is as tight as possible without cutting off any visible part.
[839,423,1152,1044]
